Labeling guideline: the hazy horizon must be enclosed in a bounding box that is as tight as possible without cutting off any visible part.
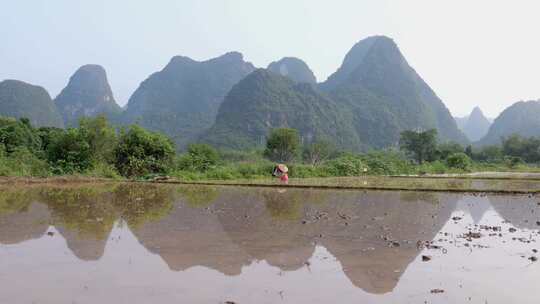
[2,0,540,118]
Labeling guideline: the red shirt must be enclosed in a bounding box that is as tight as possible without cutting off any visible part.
[280,174,289,183]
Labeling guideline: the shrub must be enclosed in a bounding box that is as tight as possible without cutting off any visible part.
[418,160,448,174]
[0,147,50,177]
[446,152,472,171]
[177,144,220,172]
[47,128,93,174]
[79,116,118,163]
[504,156,524,169]
[264,128,300,163]
[84,162,121,179]
[114,125,175,177]
[436,142,464,160]
[0,117,42,154]
[324,155,367,176]
[359,151,413,175]
[399,129,438,163]
[303,140,333,165]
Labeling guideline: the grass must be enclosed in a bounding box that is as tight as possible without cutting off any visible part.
[155,175,540,194]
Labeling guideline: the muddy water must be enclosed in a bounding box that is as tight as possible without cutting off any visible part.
[1,184,540,303]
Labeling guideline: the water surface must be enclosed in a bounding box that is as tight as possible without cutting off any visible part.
[1,183,539,303]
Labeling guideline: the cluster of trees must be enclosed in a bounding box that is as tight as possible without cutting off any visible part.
[263,128,335,165]
[399,129,540,170]
[0,116,175,177]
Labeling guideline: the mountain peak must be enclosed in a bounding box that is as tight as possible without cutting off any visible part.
[123,52,256,149]
[0,79,64,128]
[267,57,317,84]
[470,106,484,117]
[479,100,540,145]
[214,51,244,62]
[55,64,121,126]
[322,35,401,90]
[462,106,491,142]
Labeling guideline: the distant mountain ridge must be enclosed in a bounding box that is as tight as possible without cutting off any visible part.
[123,52,255,148]
[454,107,492,142]
[0,80,64,128]
[55,65,122,127]
[1,36,473,151]
[204,36,467,150]
[479,100,540,145]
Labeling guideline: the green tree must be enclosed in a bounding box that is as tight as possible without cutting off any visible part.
[37,127,65,152]
[177,143,220,172]
[264,128,300,163]
[0,117,42,154]
[399,129,438,163]
[446,152,472,170]
[501,134,540,163]
[436,142,464,160]
[303,140,334,165]
[474,145,503,162]
[114,125,175,177]
[47,128,93,173]
[79,115,118,162]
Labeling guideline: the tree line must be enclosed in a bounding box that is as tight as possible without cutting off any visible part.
[1,116,538,179]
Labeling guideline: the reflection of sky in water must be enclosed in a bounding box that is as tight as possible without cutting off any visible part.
[1,187,540,303]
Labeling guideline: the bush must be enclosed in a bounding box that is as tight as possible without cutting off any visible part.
[114,125,175,177]
[47,128,93,174]
[358,151,413,175]
[417,160,448,174]
[84,162,121,179]
[0,147,50,177]
[79,116,118,163]
[0,117,42,154]
[504,156,524,169]
[324,155,367,176]
[399,129,438,163]
[303,140,333,165]
[446,152,472,171]
[177,144,220,172]
[436,142,464,160]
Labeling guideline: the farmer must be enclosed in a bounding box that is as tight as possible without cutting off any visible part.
[273,164,289,184]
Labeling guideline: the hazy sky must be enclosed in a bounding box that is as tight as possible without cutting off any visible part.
[1,0,539,117]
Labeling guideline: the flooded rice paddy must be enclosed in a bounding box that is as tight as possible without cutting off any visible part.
[1,183,540,303]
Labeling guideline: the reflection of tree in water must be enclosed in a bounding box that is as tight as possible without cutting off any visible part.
[263,188,329,221]
[176,185,219,208]
[113,184,175,228]
[399,191,439,205]
[0,187,39,216]
[39,185,118,240]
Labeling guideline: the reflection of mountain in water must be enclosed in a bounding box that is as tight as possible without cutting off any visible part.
[1,185,470,294]
[132,187,460,294]
[0,184,176,261]
[0,202,51,244]
[456,196,491,224]
[488,194,540,230]
[55,226,110,261]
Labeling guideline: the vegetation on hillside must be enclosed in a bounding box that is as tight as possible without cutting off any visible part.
[203,69,361,150]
